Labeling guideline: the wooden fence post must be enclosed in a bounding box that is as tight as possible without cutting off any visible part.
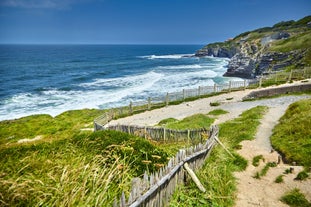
[148,97,151,110]
[198,86,201,97]
[229,81,232,92]
[129,101,133,115]
[183,163,206,192]
[163,128,166,141]
[288,70,292,82]
[213,83,216,93]
[244,79,246,90]
[183,89,186,101]
[259,77,262,88]
[166,93,169,106]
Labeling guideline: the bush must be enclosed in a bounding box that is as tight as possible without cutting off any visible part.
[281,188,311,207]
[295,171,309,181]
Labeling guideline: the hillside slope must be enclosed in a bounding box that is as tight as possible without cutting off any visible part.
[195,15,311,78]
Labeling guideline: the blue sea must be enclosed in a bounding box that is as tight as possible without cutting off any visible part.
[0,45,242,121]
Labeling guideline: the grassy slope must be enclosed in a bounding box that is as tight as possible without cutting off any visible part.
[270,98,311,167]
[0,109,104,146]
[158,114,215,130]
[0,111,170,206]
[169,106,267,207]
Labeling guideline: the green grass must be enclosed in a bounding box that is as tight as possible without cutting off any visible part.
[0,130,169,206]
[270,99,311,167]
[0,109,105,146]
[252,155,264,167]
[210,101,221,107]
[270,31,311,53]
[275,175,284,183]
[169,106,267,207]
[295,170,309,181]
[161,114,215,130]
[281,188,311,207]
[253,162,277,179]
[207,109,229,116]
[157,118,178,126]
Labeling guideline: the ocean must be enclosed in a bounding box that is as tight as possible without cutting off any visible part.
[0,45,242,121]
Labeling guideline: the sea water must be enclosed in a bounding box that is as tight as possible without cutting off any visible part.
[0,45,242,121]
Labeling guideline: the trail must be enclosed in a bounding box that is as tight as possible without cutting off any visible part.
[234,106,311,207]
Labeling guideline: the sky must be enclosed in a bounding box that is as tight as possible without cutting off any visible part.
[0,0,310,44]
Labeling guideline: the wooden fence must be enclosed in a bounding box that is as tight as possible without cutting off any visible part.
[94,67,311,130]
[106,124,209,144]
[113,125,219,207]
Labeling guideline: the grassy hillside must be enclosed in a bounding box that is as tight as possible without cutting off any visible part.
[271,98,311,167]
[0,130,169,206]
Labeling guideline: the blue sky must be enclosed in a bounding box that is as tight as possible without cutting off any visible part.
[0,0,310,44]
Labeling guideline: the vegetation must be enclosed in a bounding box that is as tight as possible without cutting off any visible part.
[0,109,104,146]
[159,114,214,130]
[281,188,311,207]
[253,162,277,179]
[0,127,169,206]
[207,109,229,116]
[252,155,264,167]
[275,175,284,183]
[295,170,309,181]
[169,106,267,206]
[209,101,221,106]
[270,98,311,167]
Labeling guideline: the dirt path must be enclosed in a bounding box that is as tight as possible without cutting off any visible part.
[234,106,311,207]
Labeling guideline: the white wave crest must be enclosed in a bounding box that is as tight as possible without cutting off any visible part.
[156,64,202,70]
[139,54,193,59]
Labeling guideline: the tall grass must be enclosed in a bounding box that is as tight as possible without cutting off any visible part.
[0,130,169,206]
[0,155,133,207]
[270,98,311,167]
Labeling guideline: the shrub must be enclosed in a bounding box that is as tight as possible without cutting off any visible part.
[281,188,311,207]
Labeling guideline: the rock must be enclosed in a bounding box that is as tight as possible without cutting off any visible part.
[261,32,290,45]
[195,43,239,58]
[195,15,310,79]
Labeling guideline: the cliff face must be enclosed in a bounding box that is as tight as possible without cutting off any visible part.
[195,15,311,78]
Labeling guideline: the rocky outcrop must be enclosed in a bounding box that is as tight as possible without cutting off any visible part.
[195,43,239,58]
[195,16,311,78]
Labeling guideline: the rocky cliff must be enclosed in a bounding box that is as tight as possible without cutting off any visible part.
[195,15,311,78]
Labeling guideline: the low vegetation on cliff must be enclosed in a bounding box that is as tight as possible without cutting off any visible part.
[196,15,311,78]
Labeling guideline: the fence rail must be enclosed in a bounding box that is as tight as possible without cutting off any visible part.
[94,67,311,130]
[105,124,209,144]
[113,125,219,207]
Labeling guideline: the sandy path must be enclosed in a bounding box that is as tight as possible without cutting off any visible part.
[107,87,310,128]
[234,105,311,207]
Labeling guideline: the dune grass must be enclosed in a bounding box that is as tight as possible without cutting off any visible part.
[0,130,169,206]
[270,98,311,167]
[169,106,267,206]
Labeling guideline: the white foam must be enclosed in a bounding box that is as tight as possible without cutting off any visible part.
[79,71,163,88]
[139,54,194,59]
[156,64,202,70]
